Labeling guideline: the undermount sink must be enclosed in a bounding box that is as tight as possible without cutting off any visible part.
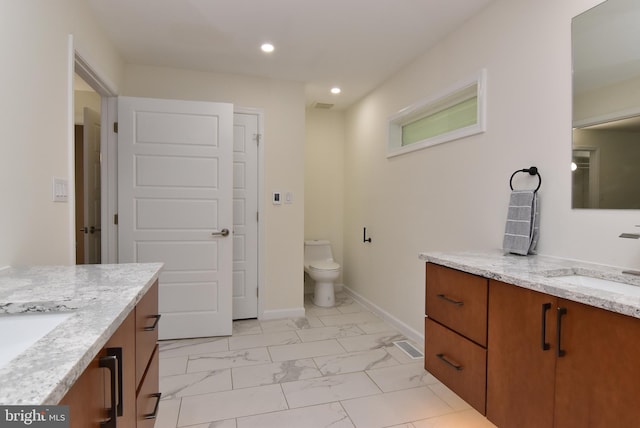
[553,275,640,297]
[0,312,73,369]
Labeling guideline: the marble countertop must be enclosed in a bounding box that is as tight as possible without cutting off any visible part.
[0,263,163,405]
[419,250,640,319]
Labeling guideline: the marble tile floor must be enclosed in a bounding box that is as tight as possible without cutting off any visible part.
[155,293,496,428]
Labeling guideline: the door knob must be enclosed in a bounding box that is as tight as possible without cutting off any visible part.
[211,228,230,237]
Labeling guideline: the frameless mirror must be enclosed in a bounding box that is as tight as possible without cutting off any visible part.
[572,0,640,209]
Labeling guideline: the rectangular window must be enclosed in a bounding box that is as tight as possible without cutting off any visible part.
[387,70,486,158]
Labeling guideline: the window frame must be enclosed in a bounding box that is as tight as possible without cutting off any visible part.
[387,69,487,158]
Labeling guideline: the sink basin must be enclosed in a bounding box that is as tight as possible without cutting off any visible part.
[0,312,73,368]
[554,275,640,297]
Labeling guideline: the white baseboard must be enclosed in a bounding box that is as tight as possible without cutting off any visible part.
[343,285,424,345]
[260,307,306,320]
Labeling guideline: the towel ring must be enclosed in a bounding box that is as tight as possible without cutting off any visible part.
[509,166,541,193]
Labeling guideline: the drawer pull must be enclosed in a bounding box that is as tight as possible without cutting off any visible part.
[436,353,463,371]
[541,303,551,351]
[144,314,162,331]
[106,348,124,417]
[144,392,162,420]
[436,294,464,306]
[557,307,567,357]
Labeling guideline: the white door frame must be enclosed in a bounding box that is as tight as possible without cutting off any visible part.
[68,35,118,265]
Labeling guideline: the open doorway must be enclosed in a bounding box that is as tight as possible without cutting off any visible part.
[74,74,102,264]
[71,42,118,265]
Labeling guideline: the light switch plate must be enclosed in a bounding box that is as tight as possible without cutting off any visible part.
[52,177,68,203]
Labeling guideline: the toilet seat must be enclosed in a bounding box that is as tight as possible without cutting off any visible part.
[308,261,340,271]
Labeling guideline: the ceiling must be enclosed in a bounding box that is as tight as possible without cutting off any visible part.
[86,0,493,109]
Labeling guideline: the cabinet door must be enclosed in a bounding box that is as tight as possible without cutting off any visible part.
[554,299,640,428]
[104,311,137,427]
[59,353,106,428]
[137,345,160,428]
[486,280,556,428]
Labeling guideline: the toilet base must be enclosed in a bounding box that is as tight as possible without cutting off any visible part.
[313,281,335,307]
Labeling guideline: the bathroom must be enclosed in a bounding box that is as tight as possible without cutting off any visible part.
[2,0,639,374]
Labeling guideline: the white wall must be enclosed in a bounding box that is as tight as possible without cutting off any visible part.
[342,0,640,336]
[122,65,306,316]
[304,108,345,285]
[0,0,123,266]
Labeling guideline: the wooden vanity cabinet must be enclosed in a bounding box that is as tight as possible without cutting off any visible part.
[59,280,160,428]
[424,263,488,414]
[487,279,640,428]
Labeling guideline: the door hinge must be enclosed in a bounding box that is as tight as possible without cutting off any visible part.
[256,287,259,298]
[113,122,118,133]
[113,213,118,225]
[256,211,259,222]
[255,133,261,145]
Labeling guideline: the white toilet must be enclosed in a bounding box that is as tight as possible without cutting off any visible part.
[304,240,341,307]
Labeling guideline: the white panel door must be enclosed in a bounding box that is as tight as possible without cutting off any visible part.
[118,96,233,339]
[232,113,259,319]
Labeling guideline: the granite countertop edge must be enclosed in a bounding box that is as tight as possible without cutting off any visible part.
[419,250,640,319]
[0,263,163,405]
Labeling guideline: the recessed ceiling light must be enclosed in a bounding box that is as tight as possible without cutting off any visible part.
[330,87,341,94]
[261,43,274,53]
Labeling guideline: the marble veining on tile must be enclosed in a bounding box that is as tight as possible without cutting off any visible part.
[231,358,321,389]
[314,348,398,376]
[187,348,272,373]
[153,291,496,428]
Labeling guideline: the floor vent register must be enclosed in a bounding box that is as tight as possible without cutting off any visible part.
[393,340,424,359]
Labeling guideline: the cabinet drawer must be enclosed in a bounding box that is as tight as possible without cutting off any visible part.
[426,263,488,346]
[136,280,159,388]
[425,318,486,414]
[137,345,160,428]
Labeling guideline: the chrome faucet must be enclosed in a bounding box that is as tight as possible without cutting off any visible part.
[620,227,640,275]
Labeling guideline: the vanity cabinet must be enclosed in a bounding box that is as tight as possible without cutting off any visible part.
[487,279,640,428]
[59,280,160,428]
[424,263,488,414]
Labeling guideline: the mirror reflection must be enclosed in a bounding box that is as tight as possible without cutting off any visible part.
[572,0,640,209]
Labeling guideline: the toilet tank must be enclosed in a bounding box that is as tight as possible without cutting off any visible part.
[304,240,334,263]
